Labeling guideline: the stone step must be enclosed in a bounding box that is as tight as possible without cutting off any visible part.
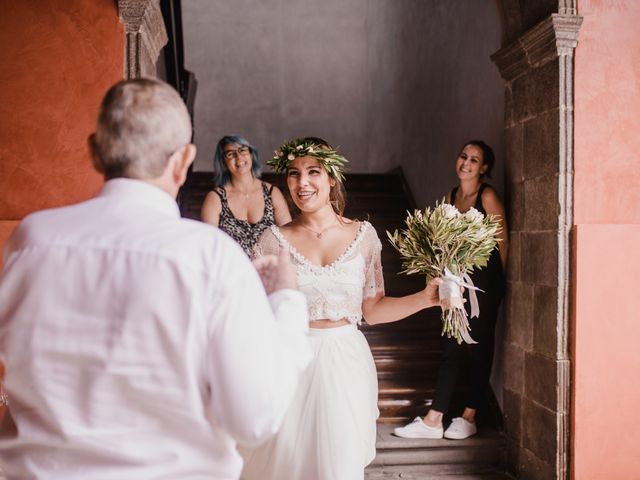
[365,424,508,478]
[365,466,512,479]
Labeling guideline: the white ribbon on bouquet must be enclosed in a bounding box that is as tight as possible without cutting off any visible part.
[438,267,484,344]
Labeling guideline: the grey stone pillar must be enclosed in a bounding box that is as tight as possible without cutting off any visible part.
[491,13,582,479]
[118,0,168,79]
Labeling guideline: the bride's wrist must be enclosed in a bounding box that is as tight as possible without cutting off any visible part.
[419,289,435,309]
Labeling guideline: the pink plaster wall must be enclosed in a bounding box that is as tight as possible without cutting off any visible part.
[0,1,123,222]
[574,0,640,224]
[573,0,640,477]
[571,225,640,479]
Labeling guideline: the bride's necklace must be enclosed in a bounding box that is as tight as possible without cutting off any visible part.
[298,216,339,239]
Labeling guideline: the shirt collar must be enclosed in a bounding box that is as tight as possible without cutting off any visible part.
[98,178,181,218]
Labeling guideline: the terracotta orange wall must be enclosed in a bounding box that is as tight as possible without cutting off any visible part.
[572,0,640,478]
[0,0,124,267]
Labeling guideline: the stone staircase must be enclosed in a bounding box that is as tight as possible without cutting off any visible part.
[366,424,509,479]
[179,169,509,478]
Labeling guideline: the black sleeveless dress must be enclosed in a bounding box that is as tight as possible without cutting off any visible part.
[453,183,505,301]
[214,182,276,256]
[431,182,506,413]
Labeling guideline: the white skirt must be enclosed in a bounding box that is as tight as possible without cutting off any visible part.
[240,324,379,480]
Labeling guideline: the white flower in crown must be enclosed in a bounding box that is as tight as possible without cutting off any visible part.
[464,207,485,223]
[296,145,303,150]
[440,203,460,218]
[308,146,315,154]
[287,153,295,160]
[276,150,283,156]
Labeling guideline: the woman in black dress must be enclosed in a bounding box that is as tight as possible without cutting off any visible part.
[395,140,508,440]
[201,136,291,255]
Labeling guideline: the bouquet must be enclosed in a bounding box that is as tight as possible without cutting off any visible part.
[387,201,501,344]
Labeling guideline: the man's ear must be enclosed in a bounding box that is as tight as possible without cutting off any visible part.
[88,134,105,174]
[171,143,197,187]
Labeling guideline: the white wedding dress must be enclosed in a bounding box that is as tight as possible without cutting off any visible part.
[240,221,384,480]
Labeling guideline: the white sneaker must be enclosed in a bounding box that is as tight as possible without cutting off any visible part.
[394,417,444,439]
[444,417,477,439]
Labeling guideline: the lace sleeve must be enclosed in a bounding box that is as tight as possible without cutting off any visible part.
[362,223,385,298]
[252,227,281,260]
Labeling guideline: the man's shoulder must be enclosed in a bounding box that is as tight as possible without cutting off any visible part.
[160,217,252,272]
[9,203,82,248]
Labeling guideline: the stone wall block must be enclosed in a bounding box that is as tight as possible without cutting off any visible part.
[519,446,556,480]
[506,232,521,281]
[533,285,558,357]
[503,388,522,440]
[524,352,557,410]
[512,60,559,122]
[524,174,559,231]
[506,441,521,477]
[503,342,525,394]
[521,231,558,286]
[505,281,534,348]
[505,85,514,127]
[523,108,560,179]
[505,124,523,182]
[522,398,557,466]
[505,181,524,232]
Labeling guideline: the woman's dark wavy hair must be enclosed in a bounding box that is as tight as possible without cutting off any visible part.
[213,135,261,187]
[461,140,495,179]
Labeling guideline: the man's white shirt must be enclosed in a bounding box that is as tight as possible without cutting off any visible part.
[0,179,311,479]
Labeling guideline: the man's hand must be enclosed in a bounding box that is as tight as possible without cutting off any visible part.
[252,248,297,295]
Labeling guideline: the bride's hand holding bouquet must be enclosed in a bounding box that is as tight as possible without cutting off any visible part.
[387,201,501,344]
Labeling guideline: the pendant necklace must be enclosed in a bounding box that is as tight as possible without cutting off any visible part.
[233,182,254,200]
[299,216,338,239]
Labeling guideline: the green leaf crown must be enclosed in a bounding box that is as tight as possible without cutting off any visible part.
[267,138,348,182]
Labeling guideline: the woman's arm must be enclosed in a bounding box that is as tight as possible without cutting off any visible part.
[362,279,441,325]
[201,191,222,226]
[271,186,292,226]
[482,187,509,269]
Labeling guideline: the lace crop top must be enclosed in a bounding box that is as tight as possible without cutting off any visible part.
[254,221,385,325]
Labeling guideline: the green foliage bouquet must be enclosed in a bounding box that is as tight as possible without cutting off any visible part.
[387,201,501,344]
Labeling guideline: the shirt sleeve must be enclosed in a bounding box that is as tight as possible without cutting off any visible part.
[204,249,310,446]
[363,223,385,298]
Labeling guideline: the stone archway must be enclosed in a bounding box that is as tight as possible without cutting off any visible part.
[115,1,584,477]
[492,2,582,478]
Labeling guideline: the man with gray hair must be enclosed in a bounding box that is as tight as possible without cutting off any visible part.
[0,78,311,479]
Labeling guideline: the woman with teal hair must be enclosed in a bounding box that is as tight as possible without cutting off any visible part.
[201,135,291,255]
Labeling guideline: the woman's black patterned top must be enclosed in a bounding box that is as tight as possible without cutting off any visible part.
[214,182,276,256]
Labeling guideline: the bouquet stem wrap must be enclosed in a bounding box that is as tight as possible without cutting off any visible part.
[439,267,484,344]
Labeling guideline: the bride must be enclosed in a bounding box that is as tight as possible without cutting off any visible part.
[240,137,443,480]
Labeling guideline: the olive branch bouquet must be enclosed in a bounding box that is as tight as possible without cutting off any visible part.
[387,201,501,344]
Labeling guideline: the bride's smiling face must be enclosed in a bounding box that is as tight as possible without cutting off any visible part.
[287,156,335,212]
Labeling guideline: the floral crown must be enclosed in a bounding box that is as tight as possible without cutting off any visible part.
[267,138,348,182]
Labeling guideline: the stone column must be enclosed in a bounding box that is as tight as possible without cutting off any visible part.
[118,0,168,79]
[491,13,582,479]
